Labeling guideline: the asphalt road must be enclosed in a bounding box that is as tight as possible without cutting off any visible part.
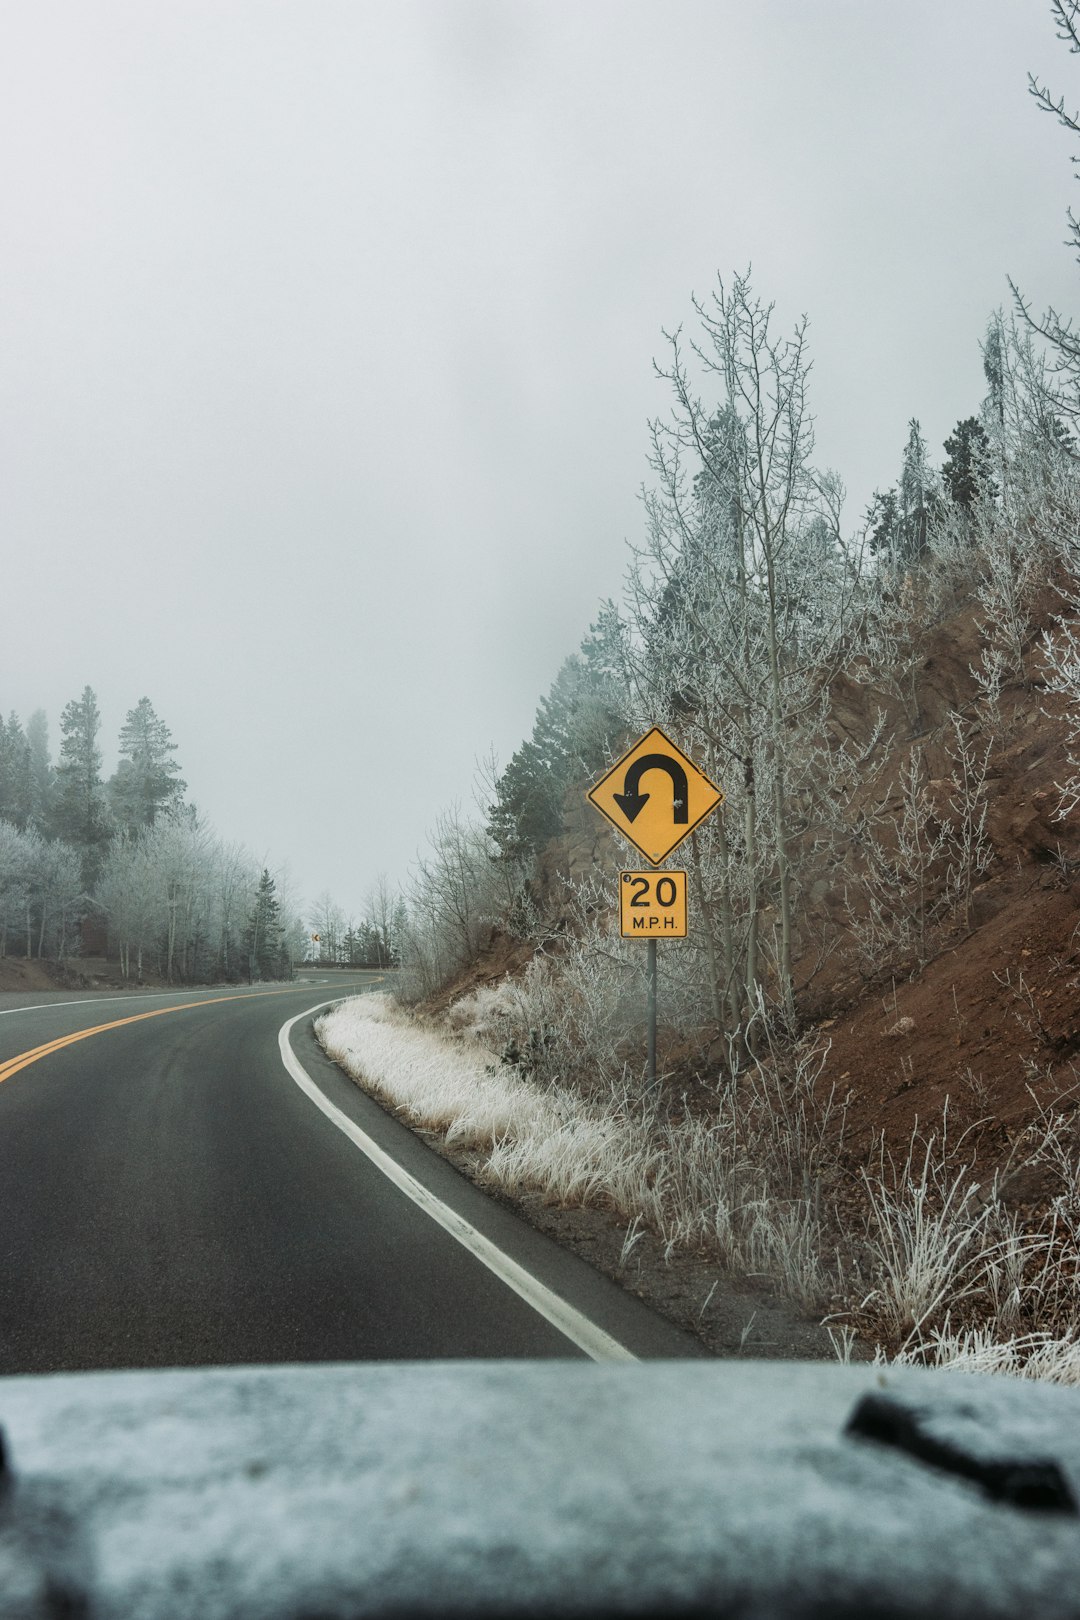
[0,974,699,1371]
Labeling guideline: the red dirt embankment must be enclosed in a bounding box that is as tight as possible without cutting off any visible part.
[795,591,1080,1188]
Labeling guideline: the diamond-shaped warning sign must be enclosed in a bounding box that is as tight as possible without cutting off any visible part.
[587,726,724,865]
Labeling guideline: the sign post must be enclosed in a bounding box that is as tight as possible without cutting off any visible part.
[647,938,658,1095]
[588,730,723,1094]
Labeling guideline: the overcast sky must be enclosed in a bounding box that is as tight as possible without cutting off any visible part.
[2,1,1078,918]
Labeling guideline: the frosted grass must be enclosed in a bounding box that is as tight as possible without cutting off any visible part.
[316,993,668,1224]
[885,1329,1080,1385]
[316,993,554,1149]
[316,991,1080,1376]
[314,992,833,1308]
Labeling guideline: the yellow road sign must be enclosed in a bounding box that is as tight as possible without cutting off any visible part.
[620,870,688,939]
[588,726,724,864]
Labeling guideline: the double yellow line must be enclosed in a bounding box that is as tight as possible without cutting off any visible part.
[0,986,328,1087]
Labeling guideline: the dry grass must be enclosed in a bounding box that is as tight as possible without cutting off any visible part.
[317,988,1080,1381]
[317,990,840,1310]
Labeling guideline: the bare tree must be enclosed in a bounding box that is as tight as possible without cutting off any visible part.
[625,272,863,1039]
[310,891,346,963]
[1011,0,1080,421]
[398,806,504,999]
[364,871,399,967]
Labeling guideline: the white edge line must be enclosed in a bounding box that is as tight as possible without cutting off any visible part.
[278,1003,637,1366]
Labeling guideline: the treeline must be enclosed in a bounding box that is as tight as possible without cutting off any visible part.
[0,688,305,982]
[308,880,404,970]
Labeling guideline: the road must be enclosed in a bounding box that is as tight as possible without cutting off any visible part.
[0,974,698,1371]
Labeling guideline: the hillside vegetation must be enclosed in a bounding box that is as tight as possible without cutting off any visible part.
[375,302,1080,1366]
[316,12,1080,1368]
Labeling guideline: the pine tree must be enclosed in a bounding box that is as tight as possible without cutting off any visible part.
[943,417,995,512]
[0,713,31,829]
[25,710,53,832]
[489,611,630,867]
[898,418,934,562]
[245,869,286,981]
[52,686,111,889]
[865,489,901,557]
[108,697,186,837]
[489,657,597,863]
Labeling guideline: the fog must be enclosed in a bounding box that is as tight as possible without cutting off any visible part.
[2,1,1075,916]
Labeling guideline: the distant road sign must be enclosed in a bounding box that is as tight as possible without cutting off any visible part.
[588,726,724,864]
[620,870,688,939]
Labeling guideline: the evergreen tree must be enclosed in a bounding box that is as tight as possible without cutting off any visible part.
[390,897,408,965]
[575,603,628,762]
[898,418,935,562]
[865,489,901,557]
[108,697,186,836]
[245,869,288,981]
[983,316,1006,436]
[52,686,111,888]
[942,416,996,512]
[25,710,53,832]
[488,639,624,866]
[488,736,562,863]
[0,713,31,829]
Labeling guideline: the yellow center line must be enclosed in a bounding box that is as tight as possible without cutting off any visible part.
[0,985,339,1087]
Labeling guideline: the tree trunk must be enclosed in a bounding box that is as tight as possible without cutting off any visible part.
[690,840,722,1029]
[763,545,796,1032]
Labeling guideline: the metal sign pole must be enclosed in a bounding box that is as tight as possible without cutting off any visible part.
[587,726,725,1104]
[647,937,657,1096]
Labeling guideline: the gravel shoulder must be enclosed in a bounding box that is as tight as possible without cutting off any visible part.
[377,1119,840,1362]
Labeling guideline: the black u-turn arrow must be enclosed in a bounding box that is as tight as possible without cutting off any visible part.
[613,754,689,824]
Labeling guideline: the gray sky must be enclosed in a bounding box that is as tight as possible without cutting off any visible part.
[2,1,1077,918]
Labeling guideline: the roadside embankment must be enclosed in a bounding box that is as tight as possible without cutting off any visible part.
[315,993,835,1359]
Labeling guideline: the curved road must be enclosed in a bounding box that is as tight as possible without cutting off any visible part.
[0,974,698,1371]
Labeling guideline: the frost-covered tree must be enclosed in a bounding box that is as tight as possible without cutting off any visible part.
[51,685,111,889]
[489,614,628,867]
[897,419,938,563]
[245,869,288,981]
[0,714,31,830]
[98,818,296,984]
[626,272,861,1035]
[26,834,82,962]
[25,710,53,832]
[865,488,901,559]
[363,872,399,967]
[0,820,33,957]
[310,891,346,962]
[97,833,160,980]
[1011,1,1080,422]
[108,697,186,836]
[0,821,81,961]
[210,840,257,981]
[137,808,213,983]
[943,417,995,514]
[399,807,506,999]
